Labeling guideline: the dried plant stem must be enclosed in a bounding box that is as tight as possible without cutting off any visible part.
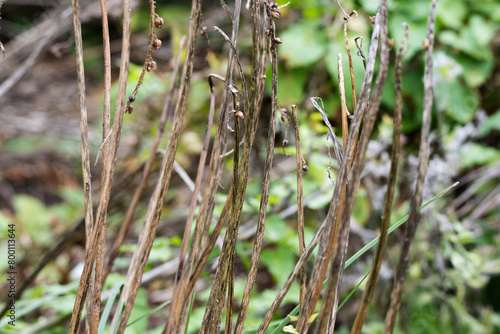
[234,5,278,330]
[70,0,96,331]
[338,54,349,150]
[68,0,132,331]
[164,71,218,334]
[110,0,202,332]
[383,1,437,332]
[351,22,409,334]
[344,21,357,111]
[316,1,389,331]
[103,36,186,283]
[291,104,307,308]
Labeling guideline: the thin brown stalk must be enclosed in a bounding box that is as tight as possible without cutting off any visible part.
[68,0,132,330]
[233,3,279,330]
[256,218,328,333]
[70,0,94,330]
[351,22,409,334]
[295,97,347,332]
[291,104,307,308]
[164,71,220,334]
[338,54,349,150]
[91,0,113,314]
[103,36,186,282]
[344,18,357,111]
[384,2,438,331]
[317,1,390,331]
[110,0,202,332]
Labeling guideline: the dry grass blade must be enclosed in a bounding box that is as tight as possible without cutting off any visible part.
[350,22,409,334]
[108,0,203,332]
[103,35,186,283]
[384,1,438,332]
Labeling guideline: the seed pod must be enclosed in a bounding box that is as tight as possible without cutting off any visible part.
[302,165,308,172]
[274,37,283,44]
[283,139,289,147]
[272,9,281,19]
[147,60,157,72]
[153,38,162,50]
[155,17,164,29]
[422,38,430,49]
[129,95,135,102]
[388,39,395,48]
[128,105,134,114]
[235,110,244,119]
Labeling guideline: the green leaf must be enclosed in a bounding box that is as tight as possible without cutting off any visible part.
[459,143,500,168]
[261,244,296,287]
[99,282,124,334]
[280,20,327,68]
[283,325,300,333]
[12,195,53,247]
[478,111,500,137]
[435,80,478,124]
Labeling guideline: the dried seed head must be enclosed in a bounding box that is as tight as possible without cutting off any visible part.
[422,38,430,49]
[283,139,289,147]
[274,37,283,44]
[235,110,244,119]
[302,165,308,172]
[155,17,164,29]
[272,9,281,19]
[129,95,135,103]
[369,16,376,25]
[388,39,395,48]
[147,60,157,72]
[128,105,134,114]
[153,38,162,50]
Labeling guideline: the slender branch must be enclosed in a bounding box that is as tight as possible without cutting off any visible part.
[338,54,349,150]
[384,1,438,332]
[351,22,409,334]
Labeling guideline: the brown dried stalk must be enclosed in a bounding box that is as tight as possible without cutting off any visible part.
[103,36,186,282]
[291,104,307,308]
[68,0,132,330]
[109,0,203,332]
[383,1,438,332]
[351,22,409,334]
[164,72,221,334]
[233,3,279,331]
[338,53,349,150]
[316,1,390,331]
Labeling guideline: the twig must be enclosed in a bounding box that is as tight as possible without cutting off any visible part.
[110,0,203,332]
[351,21,409,334]
[0,17,61,98]
[383,1,437,332]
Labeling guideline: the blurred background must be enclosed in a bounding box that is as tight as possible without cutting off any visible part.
[0,0,499,332]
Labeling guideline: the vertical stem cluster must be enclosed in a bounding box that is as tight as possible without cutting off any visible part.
[384,1,438,332]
